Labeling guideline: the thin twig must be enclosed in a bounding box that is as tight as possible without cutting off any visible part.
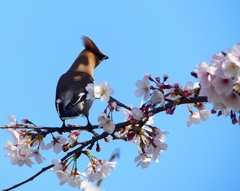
[110,96,132,111]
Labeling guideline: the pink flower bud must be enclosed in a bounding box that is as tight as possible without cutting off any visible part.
[155,77,160,83]
[232,118,238,125]
[191,71,198,78]
[166,105,175,115]
[182,90,192,97]
[217,110,222,116]
[62,143,69,152]
[163,74,169,81]
[21,119,32,124]
[146,74,154,81]
[104,137,110,142]
[173,83,179,88]
[211,109,216,114]
[111,101,117,109]
[96,143,101,152]
[115,106,120,112]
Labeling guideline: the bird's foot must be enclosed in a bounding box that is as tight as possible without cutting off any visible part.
[86,121,93,130]
[61,121,66,129]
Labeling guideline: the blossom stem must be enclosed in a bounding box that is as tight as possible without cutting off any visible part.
[110,96,132,111]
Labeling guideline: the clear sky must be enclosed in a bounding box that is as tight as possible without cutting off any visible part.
[1,1,240,191]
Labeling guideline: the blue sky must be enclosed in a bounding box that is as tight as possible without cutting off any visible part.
[0,1,240,191]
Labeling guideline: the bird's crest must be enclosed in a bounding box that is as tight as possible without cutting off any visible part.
[82,36,103,55]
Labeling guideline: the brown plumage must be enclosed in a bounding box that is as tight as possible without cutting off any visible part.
[55,36,108,127]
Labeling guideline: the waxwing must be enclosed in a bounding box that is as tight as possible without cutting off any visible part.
[55,36,108,127]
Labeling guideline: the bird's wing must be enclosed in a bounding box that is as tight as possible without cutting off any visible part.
[56,88,88,120]
[55,72,93,120]
[64,89,87,111]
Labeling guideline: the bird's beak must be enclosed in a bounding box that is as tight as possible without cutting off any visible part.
[103,55,109,60]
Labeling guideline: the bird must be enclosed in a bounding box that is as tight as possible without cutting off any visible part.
[55,36,108,128]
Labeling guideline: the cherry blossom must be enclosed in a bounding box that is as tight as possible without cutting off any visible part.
[222,60,240,79]
[131,107,143,120]
[45,136,68,154]
[98,113,115,134]
[187,112,200,127]
[211,76,233,96]
[134,154,151,168]
[31,149,45,164]
[98,81,114,102]
[134,74,150,101]
[80,180,101,191]
[86,81,114,102]
[213,102,229,116]
[68,170,84,189]
[3,139,18,158]
[195,62,212,89]
[227,44,240,66]
[51,159,80,187]
[68,130,81,143]
[86,161,117,182]
[150,89,165,107]
[7,115,17,127]
[85,83,96,101]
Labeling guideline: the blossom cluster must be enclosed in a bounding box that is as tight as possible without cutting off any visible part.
[50,159,116,189]
[194,43,240,124]
[3,115,117,190]
[183,82,211,127]
[3,116,46,167]
[122,106,168,168]
[86,81,117,134]
[134,73,211,127]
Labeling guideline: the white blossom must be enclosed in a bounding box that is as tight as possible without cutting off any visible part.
[98,113,115,134]
[31,149,45,164]
[213,102,229,116]
[86,82,114,102]
[56,170,69,186]
[68,171,84,189]
[195,62,212,89]
[86,161,117,182]
[227,44,240,66]
[98,113,109,124]
[11,153,34,167]
[150,89,165,107]
[199,109,211,121]
[187,112,200,127]
[131,107,143,120]
[131,127,168,168]
[134,74,150,100]
[45,136,68,154]
[222,60,240,80]
[7,115,17,127]
[212,76,233,96]
[80,180,101,191]
[32,139,45,150]
[3,139,18,158]
[85,83,96,101]
[134,154,151,168]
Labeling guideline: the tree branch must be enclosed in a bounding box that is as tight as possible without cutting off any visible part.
[1,96,208,191]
